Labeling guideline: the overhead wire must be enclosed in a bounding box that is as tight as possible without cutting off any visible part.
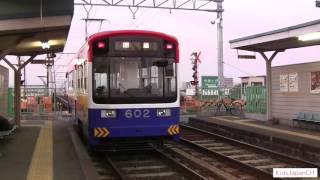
[222,61,255,76]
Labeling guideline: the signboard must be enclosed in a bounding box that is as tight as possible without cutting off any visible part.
[201,76,218,88]
[311,71,320,94]
[280,73,299,92]
[288,73,298,92]
[279,74,288,92]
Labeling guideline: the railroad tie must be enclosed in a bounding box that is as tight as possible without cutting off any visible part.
[169,147,239,180]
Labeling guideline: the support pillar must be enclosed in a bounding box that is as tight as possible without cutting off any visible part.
[259,51,279,121]
[0,37,28,127]
[14,70,21,126]
[2,56,35,127]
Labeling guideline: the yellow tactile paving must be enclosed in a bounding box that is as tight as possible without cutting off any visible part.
[26,120,53,180]
[211,116,320,141]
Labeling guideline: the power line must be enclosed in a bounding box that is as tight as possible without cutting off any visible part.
[223,61,255,76]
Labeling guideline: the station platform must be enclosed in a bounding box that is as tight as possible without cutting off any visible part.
[190,115,320,149]
[0,113,98,180]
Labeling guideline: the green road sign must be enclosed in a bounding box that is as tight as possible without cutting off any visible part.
[201,76,218,88]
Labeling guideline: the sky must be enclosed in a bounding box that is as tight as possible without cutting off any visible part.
[2,0,320,87]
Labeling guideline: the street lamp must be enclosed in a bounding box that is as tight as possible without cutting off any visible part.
[41,40,50,49]
[297,32,320,41]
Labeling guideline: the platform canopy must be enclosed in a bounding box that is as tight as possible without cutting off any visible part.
[0,0,74,55]
[229,19,320,52]
[229,19,320,121]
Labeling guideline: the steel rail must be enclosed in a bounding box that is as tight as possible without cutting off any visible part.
[154,149,207,180]
[104,150,206,180]
[179,137,272,179]
[104,154,127,180]
[181,124,320,168]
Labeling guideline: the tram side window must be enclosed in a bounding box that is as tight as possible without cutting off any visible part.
[77,66,81,89]
[80,65,83,90]
[72,71,76,89]
[67,74,69,90]
[68,71,74,90]
[94,57,108,96]
[84,62,87,91]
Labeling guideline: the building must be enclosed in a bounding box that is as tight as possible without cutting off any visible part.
[0,65,9,117]
[271,61,320,123]
[239,76,266,88]
[223,77,234,88]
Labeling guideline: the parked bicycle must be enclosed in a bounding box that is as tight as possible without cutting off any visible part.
[201,97,245,116]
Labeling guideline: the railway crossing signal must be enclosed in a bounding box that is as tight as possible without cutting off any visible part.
[190,52,201,95]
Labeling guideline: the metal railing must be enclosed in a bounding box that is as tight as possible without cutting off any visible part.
[5,87,66,117]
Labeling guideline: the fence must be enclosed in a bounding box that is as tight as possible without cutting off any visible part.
[6,87,56,117]
[200,87,242,100]
[245,86,266,114]
[182,86,266,114]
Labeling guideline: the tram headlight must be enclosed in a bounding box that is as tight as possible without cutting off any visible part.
[157,109,171,117]
[101,110,117,118]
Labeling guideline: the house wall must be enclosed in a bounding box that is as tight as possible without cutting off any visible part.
[271,61,320,123]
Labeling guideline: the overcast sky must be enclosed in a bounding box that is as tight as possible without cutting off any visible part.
[3,0,320,87]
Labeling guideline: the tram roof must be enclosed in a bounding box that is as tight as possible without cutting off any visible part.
[0,0,73,55]
[88,30,179,44]
[229,19,320,52]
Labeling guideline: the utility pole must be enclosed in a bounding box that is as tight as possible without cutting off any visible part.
[46,53,55,110]
[216,1,224,97]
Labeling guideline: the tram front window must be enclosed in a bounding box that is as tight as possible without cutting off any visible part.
[93,57,177,104]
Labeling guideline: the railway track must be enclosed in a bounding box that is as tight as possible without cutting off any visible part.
[92,143,264,180]
[164,143,260,180]
[92,149,206,180]
[180,124,320,179]
[88,124,319,180]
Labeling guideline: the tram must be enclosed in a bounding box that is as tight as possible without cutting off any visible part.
[66,30,180,149]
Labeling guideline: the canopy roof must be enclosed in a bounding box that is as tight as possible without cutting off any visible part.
[229,19,320,52]
[0,0,73,56]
